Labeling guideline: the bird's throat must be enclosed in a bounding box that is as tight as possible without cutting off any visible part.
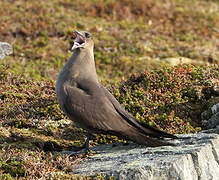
[68,48,98,82]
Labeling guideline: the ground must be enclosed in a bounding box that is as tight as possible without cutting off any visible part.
[0,0,219,179]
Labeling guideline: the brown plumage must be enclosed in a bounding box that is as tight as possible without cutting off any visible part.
[56,31,177,148]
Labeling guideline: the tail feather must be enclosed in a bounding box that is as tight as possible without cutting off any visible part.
[102,86,178,144]
[138,121,178,139]
[124,127,176,147]
[116,107,178,140]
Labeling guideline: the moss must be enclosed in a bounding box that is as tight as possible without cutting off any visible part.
[0,174,14,180]
[111,65,219,134]
[49,173,115,180]
[2,64,219,178]
[0,160,26,177]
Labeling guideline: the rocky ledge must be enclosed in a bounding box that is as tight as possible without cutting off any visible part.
[0,42,13,59]
[73,131,219,180]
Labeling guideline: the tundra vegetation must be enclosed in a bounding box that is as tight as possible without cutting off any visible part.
[1,0,219,179]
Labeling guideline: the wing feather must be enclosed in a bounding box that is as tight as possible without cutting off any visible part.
[101,86,178,139]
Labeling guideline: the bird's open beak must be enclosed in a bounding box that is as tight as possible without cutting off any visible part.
[71,31,86,51]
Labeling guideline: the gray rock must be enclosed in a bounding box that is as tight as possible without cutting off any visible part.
[202,126,219,134]
[201,103,219,129]
[211,103,219,114]
[73,133,219,180]
[206,112,219,129]
[0,42,13,59]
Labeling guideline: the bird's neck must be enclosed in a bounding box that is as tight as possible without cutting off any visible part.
[67,48,98,82]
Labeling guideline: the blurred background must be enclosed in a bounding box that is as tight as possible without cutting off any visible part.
[1,0,219,83]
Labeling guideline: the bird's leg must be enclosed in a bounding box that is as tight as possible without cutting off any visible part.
[81,135,90,153]
[63,133,95,156]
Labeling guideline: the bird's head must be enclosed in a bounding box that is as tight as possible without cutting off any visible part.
[70,31,93,51]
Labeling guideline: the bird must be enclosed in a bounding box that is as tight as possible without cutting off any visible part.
[56,30,178,151]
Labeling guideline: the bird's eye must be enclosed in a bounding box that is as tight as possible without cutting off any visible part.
[85,32,91,38]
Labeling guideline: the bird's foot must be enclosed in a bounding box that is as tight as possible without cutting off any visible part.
[62,136,96,156]
[62,147,96,156]
[68,148,89,156]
